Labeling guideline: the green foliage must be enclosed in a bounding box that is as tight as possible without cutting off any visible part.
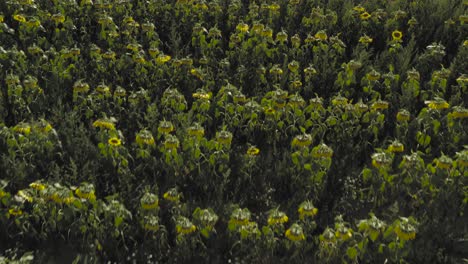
[0,0,467,263]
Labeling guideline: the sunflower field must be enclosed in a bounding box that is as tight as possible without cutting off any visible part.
[0,0,467,263]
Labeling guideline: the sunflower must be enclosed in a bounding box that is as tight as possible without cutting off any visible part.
[136,130,155,146]
[28,45,44,55]
[289,94,305,108]
[366,69,381,81]
[13,14,27,23]
[143,216,160,231]
[197,209,219,228]
[276,31,288,43]
[148,47,160,57]
[335,225,353,241]
[359,35,373,44]
[436,155,453,169]
[192,90,211,100]
[304,65,318,76]
[252,22,265,35]
[156,54,171,64]
[354,101,368,113]
[51,13,65,24]
[371,152,393,168]
[93,118,116,131]
[236,22,249,33]
[96,84,111,95]
[396,109,411,122]
[102,50,116,60]
[395,218,416,241]
[392,30,403,41]
[14,122,31,135]
[73,81,90,93]
[164,135,179,149]
[451,106,468,119]
[269,65,283,76]
[267,209,289,226]
[331,95,348,106]
[233,93,247,104]
[292,134,313,148]
[371,100,389,111]
[353,5,365,13]
[187,123,205,138]
[29,181,46,191]
[140,192,159,210]
[176,217,197,235]
[360,12,371,20]
[285,224,306,241]
[298,201,318,219]
[158,121,174,134]
[314,30,328,41]
[247,146,260,156]
[312,143,334,158]
[229,208,251,228]
[388,140,404,153]
[141,22,155,32]
[163,188,181,202]
[113,86,127,97]
[26,17,41,28]
[8,207,23,216]
[17,190,33,202]
[75,183,96,201]
[457,74,468,85]
[455,151,468,168]
[216,130,233,145]
[260,27,273,38]
[108,137,121,147]
[425,98,449,110]
[308,98,324,111]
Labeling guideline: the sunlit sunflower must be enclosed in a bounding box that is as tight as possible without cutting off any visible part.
[108,137,121,147]
[8,207,23,216]
[93,118,116,130]
[392,30,403,41]
[314,30,328,41]
[136,130,155,146]
[163,188,181,202]
[298,201,318,219]
[285,224,306,241]
[425,98,449,110]
[360,12,371,20]
[140,192,159,210]
[13,14,27,23]
[292,134,313,148]
[246,146,260,156]
[176,217,197,235]
[395,218,416,241]
[75,183,96,201]
[335,225,353,241]
[359,35,373,44]
[388,140,404,153]
[267,209,289,226]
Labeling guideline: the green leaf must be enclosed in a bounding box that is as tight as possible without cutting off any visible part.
[362,168,373,182]
[200,228,210,238]
[347,246,358,259]
[115,216,123,228]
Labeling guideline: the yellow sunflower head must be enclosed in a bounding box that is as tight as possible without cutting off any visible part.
[392,30,403,41]
[108,137,122,147]
[360,12,371,20]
